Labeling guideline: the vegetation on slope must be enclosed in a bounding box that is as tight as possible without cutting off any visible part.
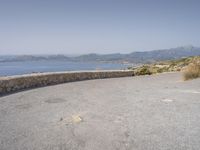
[130,56,200,80]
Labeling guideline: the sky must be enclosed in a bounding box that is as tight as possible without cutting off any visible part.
[0,0,200,55]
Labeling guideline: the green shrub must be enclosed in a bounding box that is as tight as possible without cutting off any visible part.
[135,66,152,75]
[156,67,169,73]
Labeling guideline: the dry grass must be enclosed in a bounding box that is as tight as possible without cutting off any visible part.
[131,56,200,79]
[183,62,200,80]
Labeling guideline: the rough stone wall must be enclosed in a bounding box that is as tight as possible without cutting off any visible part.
[0,70,134,95]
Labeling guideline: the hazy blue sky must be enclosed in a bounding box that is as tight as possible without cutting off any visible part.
[0,0,200,54]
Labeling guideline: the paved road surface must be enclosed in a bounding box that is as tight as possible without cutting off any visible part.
[0,72,200,150]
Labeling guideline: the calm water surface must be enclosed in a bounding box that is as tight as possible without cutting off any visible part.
[0,60,131,76]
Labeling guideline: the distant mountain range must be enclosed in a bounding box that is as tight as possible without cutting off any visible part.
[1,46,200,64]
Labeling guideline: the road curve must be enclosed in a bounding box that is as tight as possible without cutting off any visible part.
[0,72,200,150]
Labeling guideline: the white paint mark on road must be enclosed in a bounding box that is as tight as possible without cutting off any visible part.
[179,90,200,94]
[162,99,174,102]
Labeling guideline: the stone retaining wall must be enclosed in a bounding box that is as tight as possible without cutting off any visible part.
[0,70,134,95]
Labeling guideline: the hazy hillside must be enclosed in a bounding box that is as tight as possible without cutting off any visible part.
[78,45,200,63]
[1,46,200,63]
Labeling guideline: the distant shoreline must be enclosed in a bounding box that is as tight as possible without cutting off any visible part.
[1,46,200,64]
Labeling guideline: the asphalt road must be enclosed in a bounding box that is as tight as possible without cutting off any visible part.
[0,72,200,150]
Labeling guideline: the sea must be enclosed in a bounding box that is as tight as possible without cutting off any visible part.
[0,60,132,76]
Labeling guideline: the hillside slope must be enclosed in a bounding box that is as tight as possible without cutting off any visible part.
[132,56,200,78]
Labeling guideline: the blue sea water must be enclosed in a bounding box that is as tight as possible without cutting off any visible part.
[0,60,130,76]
